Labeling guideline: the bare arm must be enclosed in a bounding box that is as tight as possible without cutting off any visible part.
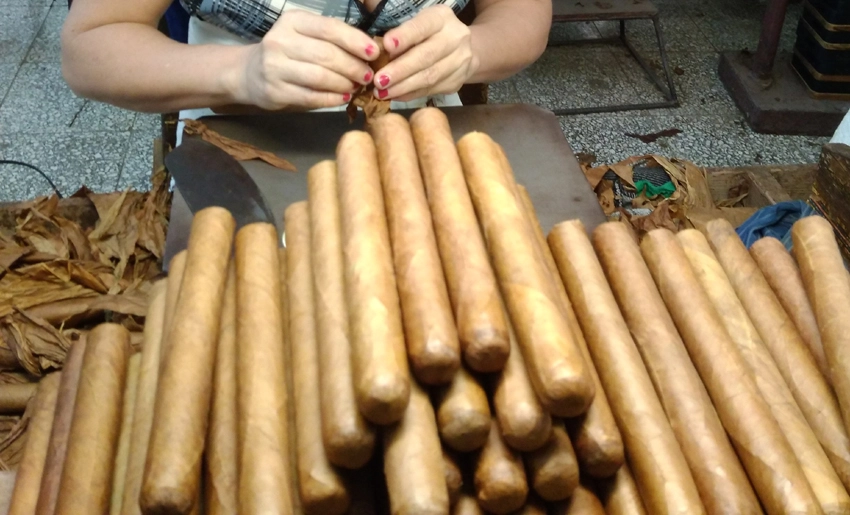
[61,1,377,112]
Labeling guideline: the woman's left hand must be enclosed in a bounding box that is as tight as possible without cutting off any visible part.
[374,5,479,101]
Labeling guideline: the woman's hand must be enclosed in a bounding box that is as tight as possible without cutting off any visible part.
[233,11,380,110]
[374,6,479,101]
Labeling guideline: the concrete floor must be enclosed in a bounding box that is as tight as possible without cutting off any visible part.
[0,0,831,202]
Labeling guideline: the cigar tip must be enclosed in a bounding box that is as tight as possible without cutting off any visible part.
[358,377,411,425]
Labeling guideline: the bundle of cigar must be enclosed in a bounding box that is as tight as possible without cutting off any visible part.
[9,107,850,515]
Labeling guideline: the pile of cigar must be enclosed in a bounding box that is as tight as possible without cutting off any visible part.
[9,107,850,515]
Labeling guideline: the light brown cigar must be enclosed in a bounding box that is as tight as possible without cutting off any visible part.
[705,219,850,494]
[286,202,350,515]
[551,221,703,515]
[35,341,86,515]
[279,249,304,515]
[204,267,238,515]
[443,449,463,506]
[162,250,188,351]
[593,222,747,515]
[491,316,552,452]
[110,353,141,514]
[307,161,376,469]
[751,237,829,379]
[509,496,547,515]
[452,494,484,515]
[7,373,60,515]
[643,229,813,514]
[371,114,461,385]
[383,380,450,515]
[337,131,411,425]
[409,108,510,373]
[434,365,491,452]
[524,420,579,502]
[236,223,295,515]
[56,324,131,515]
[516,186,623,478]
[793,217,850,438]
[0,383,36,414]
[474,420,528,514]
[119,280,167,515]
[596,464,648,515]
[551,483,606,515]
[141,208,234,515]
[680,229,850,513]
[458,132,593,417]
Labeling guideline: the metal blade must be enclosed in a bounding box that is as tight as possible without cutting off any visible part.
[164,139,277,228]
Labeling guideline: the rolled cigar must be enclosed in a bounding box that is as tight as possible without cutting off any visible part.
[596,464,648,515]
[337,131,410,425]
[705,219,850,492]
[680,229,850,512]
[56,324,131,515]
[35,341,86,515]
[109,353,141,515]
[452,495,484,515]
[7,373,60,515]
[524,420,579,502]
[371,114,461,385]
[492,316,552,452]
[236,222,295,514]
[383,380,450,515]
[0,383,36,414]
[642,229,815,514]
[516,186,623,478]
[434,365,491,452]
[510,496,547,515]
[458,132,593,417]
[551,221,703,515]
[793,217,850,418]
[474,420,528,514]
[286,202,350,515]
[204,266,238,515]
[551,483,606,515]
[751,237,828,379]
[409,108,510,373]
[141,207,234,514]
[162,250,188,350]
[118,280,167,515]
[307,161,376,469]
[592,222,746,515]
[443,449,463,506]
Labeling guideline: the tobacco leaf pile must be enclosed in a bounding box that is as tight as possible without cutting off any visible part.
[0,167,170,468]
[582,154,758,238]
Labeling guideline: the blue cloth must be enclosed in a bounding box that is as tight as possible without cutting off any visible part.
[164,1,190,44]
[736,201,818,250]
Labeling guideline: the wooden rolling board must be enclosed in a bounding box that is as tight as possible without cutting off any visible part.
[164,104,604,265]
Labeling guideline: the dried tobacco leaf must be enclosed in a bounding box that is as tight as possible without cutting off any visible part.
[347,36,391,124]
[0,409,29,470]
[182,119,297,172]
[0,310,72,376]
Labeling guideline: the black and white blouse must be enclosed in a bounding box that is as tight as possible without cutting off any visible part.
[179,0,471,40]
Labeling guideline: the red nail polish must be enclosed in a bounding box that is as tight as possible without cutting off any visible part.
[343,93,351,102]
[378,89,389,99]
[392,37,399,48]
[364,71,373,82]
[365,45,375,56]
[379,75,390,88]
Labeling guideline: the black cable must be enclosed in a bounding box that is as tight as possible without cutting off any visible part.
[0,160,63,199]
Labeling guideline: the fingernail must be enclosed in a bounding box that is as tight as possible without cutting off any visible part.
[343,93,351,102]
[392,37,399,48]
[378,75,390,88]
[365,45,375,56]
[378,89,389,99]
[364,71,373,82]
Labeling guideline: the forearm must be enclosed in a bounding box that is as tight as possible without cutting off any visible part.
[467,0,550,83]
[61,23,249,113]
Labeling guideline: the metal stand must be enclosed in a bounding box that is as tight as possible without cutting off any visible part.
[549,0,679,115]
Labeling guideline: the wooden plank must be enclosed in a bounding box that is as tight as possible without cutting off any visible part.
[745,169,793,206]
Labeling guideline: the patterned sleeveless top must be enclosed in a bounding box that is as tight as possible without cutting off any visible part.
[178,0,470,41]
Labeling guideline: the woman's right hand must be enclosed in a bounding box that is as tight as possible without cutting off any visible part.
[232,11,379,110]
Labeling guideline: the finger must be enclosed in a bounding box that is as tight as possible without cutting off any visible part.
[268,82,350,110]
[286,36,375,86]
[277,60,360,95]
[382,5,453,57]
[378,60,467,101]
[288,10,381,61]
[373,35,454,91]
